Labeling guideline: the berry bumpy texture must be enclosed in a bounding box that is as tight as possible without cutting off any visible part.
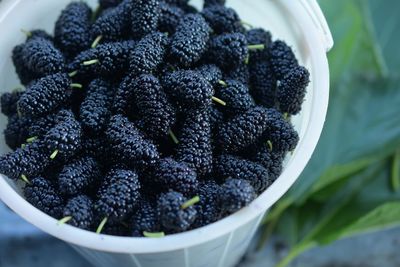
[106,115,160,166]
[24,177,64,218]
[133,74,176,139]
[80,79,114,133]
[0,0,308,237]
[176,109,213,176]
[208,33,249,70]
[169,14,211,67]
[17,73,72,118]
[276,66,310,115]
[129,32,169,76]
[58,156,100,196]
[220,178,256,213]
[131,0,160,39]
[63,195,94,230]
[54,2,92,58]
[157,191,197,233]
[96,169,141,221]
[214,154,272,193]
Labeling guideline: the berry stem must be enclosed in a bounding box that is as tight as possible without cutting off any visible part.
[68,70,78,77]
[57,216,72,226]
[244,54,250,65]
[20,29,32,37]
[181,196,200,209]
[218,80,227,87]
[283,112,289,121]
[143,231,165,238]
[20,174,30,184]
[91,35,103,48]
[212,96,226,106]
[26,136,37,143]
[50,150,59,160]
[83,59,99,66]
[169,129,179,144]
[248,44,265,50]
[21,143,26,149]
[96,217,108,234]
[70,83,83,89]
[266,140,273,151]
[241,20,254,29]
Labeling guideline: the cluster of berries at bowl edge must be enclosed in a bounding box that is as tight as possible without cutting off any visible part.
[0,0,309,237]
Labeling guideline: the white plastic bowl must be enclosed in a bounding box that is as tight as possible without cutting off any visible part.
[0,0,332,266]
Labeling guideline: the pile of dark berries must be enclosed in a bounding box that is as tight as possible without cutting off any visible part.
[0,0,309,237]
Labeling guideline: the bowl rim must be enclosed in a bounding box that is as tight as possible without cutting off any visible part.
[0,0,330,254]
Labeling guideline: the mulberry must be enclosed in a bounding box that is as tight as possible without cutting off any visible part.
[163,70,214,109]
[169,14,211,67]
[96,169,141,221]
[131,0,160,39]
[133,74,176,139]
[176,109,212,176]
[63,195,94,230]
[193,181,221,228]
[131,199,160,237]
[246,28,272,62]
[12,44,36,85]
[216,106,269,153]
[105,115,160,166]
[201,5,244,34]
[112,74,137,115]
[158,3,185,35]
[1,91,23,117]
[208,33,249,70]
[54,2,92,58]
[157,191,197,233]
[203,0,226,7]
[214,154,271,193]
[80,79,113,133]
[22,37,65,76]
[220,178,255,213]
[58,156,101,196]
[91,0,133,41]
[44,110,83,160]
[0,140,51,180]
[4,115,31,150]
[215,79,254,116]
[24,177,64,218]
[152,158,198,196]
[99,0,123,9]
[269,40,299,79]
[17,73,72,118]
[263,108,299,153]
[28,113,57,137]
[129,32,168,76]
[225,63,250,86]
[69,40,135,79]
[249,60,277,108]
[276,66,310,115]
[195,64,222,86]
[163,0,189,6]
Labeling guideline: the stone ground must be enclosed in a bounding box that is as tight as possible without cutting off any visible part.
[1,202,400,267]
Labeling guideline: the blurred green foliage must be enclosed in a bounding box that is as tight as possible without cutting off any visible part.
[259,0,400,266]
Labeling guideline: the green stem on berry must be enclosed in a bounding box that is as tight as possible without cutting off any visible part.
[21,143,26,149]
[26,136,37,143]
[267,140,273,151]
[181,196,200,209]
[57,216,72,226]
[241,20,254,29]
[21,174,30,184]
[218,80,227,87]
[212,96,226,106]
[248,44,265,50]
[68,70,78,77]
[244,54,250,65]
[20,29,32,37]
[283,112,289,120]
[143,231,165,238]
[70,83,83,89]
[169,129,179,144]
[83,59,99,66]
[96,217,108,234]
[12,87,23,93]
[50,150,59,160]
[91,35,103,48]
